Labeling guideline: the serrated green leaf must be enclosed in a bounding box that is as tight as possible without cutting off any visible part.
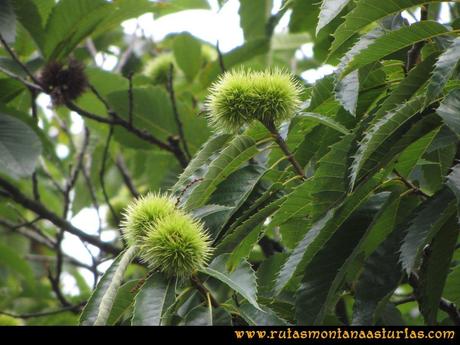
[426,37,460,102]
[239,303,287,326]
[335,28,385,115]
[330,0,443,55]
[216,195,285,260]
[107,280,139,325]
[275,170,385,294]
[352,227,405,325]
[418,215,458,325]
[202,254,261,310]
[395,128,440,178]
[172,134,232,194]
[131,273,176,326]
[184,135,261,210]
[374,53,439,121]
[316,0,351,35]
[307,75,335,111]
[341,21,449,77]
[296,112,350,134]
[350,96,427,189]
[400,188,456,274]
[191,204,233,220]
[436,89,460,137]
[309,133,354,219]
[80,253,126,325]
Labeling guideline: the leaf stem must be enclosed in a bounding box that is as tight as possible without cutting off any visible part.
[190,275,220,308]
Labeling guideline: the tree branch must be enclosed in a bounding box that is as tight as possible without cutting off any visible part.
[0,303,85,319]
[167,64,191,159]
[0,33,42,87]
[100,125,119,226]
[216,41,226,74]
[115,154,139,198]
[0,176,120,255]
[263,121,305,179]
[405,5,429,72]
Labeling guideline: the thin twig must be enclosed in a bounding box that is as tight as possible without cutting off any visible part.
[0,32,189,167]
[65,100,188,167]
[394,169,429,199]
[216,41,226,73]
[0,33,42,86]
[190,275,220,308]
[167,63,191,159]
[0,65,43,90]
[115,154,139,198]
[263,121,305,179]
[82,163,103,235]
[0,302,85,319]
[100,125,119,226]
[405,5,429,73]
[127,72,134,125]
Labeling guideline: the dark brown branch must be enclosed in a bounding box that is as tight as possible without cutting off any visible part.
[263,121,305,179]
[0,65,43,90]
[0,176,120,255]
[89,84,113,112]
[30,90,41,201]
[409,273,460,325]
[100,125,119,227]
[81,164,103,235]
[0,34,189,167]
[405,5,429,73]
[394,169,429,198]
[190,275,220,308]
[0,33,42,87]
[216,41,226,73]
[167,64,191,159]
[115,154,139,198]
[31,171,40,201]
[127,72,134,125]
[65,100,188,167]
[0,302,85,319]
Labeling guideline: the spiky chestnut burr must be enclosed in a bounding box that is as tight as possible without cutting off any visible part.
[139,212,212,279]
[205,68,302,133]
[205,68,305,178]
[39,59,88,105]
[120,193,177,247]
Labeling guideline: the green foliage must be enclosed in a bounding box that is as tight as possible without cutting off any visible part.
[1,0,460,327]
